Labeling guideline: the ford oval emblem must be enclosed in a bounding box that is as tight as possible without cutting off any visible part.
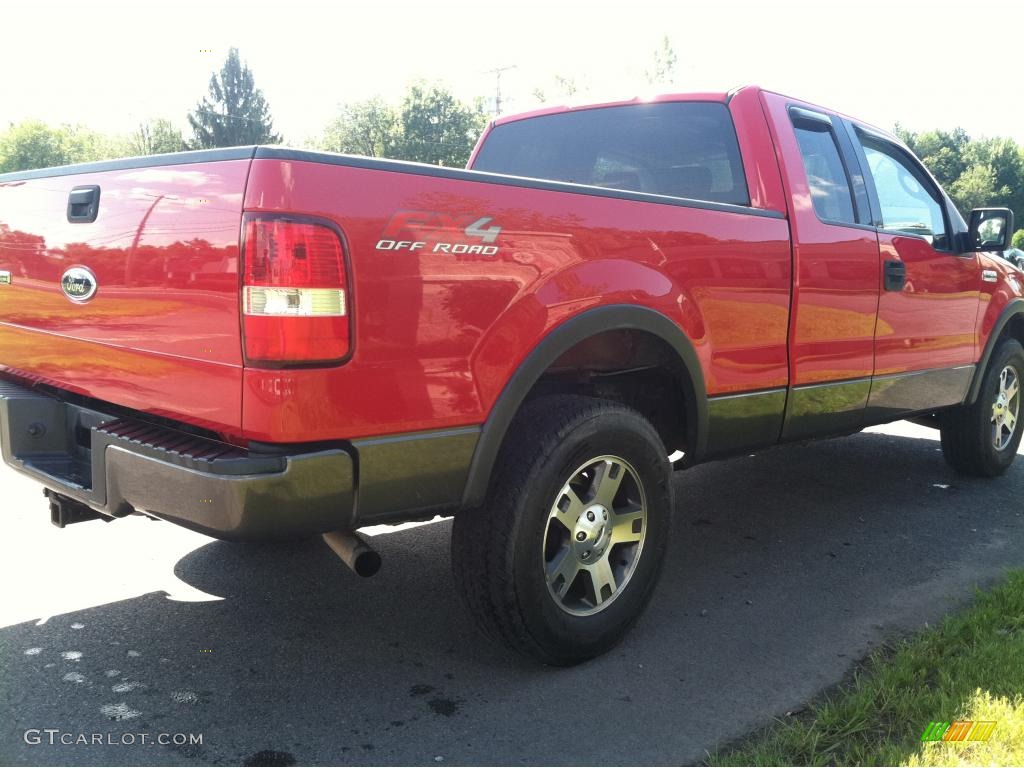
[61,266,98,303]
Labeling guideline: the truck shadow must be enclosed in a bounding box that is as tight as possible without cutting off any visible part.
[3,428,1023,766]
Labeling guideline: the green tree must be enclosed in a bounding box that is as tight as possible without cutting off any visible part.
[0,120,68,171]
[897,126,971,187]
[0,120,127,173]
[645,36,678,85]
[392,82,488,167]
[532,75,580,103]
[897,125,1022,219]
[130,119,186,156]
[321,98,400,157]
[187,48,280,149]
[963,136,1024,225]
[1013,230,1024,249]
[950,163,1008,214]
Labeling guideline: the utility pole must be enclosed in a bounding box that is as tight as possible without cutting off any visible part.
[485,65,517,116]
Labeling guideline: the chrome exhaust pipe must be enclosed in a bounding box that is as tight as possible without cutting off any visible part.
[322,530,381,578]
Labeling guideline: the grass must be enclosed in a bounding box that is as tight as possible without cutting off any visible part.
[710,570,1024,766]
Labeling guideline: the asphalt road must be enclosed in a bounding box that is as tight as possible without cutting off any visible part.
[1,420,1023,766]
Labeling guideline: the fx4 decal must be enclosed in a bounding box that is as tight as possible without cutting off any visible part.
[376,210,502,255]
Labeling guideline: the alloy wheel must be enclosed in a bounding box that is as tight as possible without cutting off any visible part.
[542,455,647,616]
[991,364,1020,451]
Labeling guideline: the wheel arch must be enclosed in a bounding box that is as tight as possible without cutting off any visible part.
[460,304,707,508]
[968,298,1024,405]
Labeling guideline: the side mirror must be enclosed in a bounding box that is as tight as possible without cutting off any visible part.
[967,207,1015,252]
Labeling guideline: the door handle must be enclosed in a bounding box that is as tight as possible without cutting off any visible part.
[67,185,100,223]
[883,259,906,291]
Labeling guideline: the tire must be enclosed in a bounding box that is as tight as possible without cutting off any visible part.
[940,338,1024,477]
[451,394,672,665]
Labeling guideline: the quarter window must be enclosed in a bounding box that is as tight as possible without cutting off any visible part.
[792,119,857,225]
[860,136,949,249]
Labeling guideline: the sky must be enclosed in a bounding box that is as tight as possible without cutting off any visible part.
[2,0,1023,147]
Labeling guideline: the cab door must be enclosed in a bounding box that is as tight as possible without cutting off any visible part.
[847,126,981,420]
[760,93,881,440]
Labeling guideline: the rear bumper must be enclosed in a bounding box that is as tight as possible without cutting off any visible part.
[0,380,355,540]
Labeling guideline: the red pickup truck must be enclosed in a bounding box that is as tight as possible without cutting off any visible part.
[0,86,1019,664]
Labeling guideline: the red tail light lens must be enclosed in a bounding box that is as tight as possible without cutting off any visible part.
[242,216,350,365]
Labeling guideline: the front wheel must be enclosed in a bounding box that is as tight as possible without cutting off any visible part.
[451,395,672,665]
[940,338,1024,477]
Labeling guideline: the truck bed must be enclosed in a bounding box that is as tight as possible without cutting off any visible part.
[1,142,791,447]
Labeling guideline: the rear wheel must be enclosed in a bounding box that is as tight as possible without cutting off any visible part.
[940,338,1024,477]
[451,395,672,665]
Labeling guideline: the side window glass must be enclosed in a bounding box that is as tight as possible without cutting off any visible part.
[860,138,949,250]
[792,119,857,225]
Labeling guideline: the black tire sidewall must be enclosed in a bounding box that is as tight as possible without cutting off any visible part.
[979,339,1024,472]
[509,410,671,663]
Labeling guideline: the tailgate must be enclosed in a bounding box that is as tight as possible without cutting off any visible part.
[0,149,253,436]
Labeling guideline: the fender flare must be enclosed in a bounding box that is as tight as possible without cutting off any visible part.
[460,304,707,508]
[967,298,1024,405]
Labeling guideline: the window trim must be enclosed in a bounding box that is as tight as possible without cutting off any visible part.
[787,106,870,229]
[851,124,953,252]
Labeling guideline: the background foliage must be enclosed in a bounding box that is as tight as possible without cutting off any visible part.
[187,47,280,149]
[1,43,1021,248]
[0,120,128,173]
[896,125,1024,230]
[319,83,488,167]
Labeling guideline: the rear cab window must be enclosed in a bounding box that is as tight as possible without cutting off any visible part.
[471,102,750,207]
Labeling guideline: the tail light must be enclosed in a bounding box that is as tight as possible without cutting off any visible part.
[241,215,351,366]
